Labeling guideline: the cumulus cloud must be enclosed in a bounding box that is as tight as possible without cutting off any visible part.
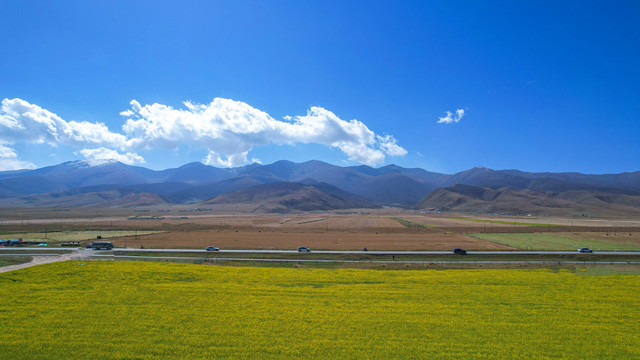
[0,145,36,170]
[78,147,144,165]
[1,97,408,168]
[119,98,406,166]
[437,109,465,124]
[377,135,408,157]
[0,98,127,147]
[203,150,249,168]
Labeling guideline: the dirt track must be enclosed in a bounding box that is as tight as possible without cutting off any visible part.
[0,250,89,273]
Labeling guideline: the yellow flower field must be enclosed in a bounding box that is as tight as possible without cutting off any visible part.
[0,262,638,359]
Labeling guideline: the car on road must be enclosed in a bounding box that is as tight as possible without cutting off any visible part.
[453,248,467,255]
[297,246,311,252]
[578,247,593,253]
[205,246,220,251]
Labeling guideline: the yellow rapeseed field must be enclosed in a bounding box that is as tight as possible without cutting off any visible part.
[0,262,638,359]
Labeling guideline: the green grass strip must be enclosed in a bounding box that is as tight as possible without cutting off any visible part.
[390,217,439,228]
[470,232,640,251]
[451,217,569,227]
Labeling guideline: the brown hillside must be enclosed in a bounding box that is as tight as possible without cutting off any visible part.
[416,184,640,216]
[203,182,380,212]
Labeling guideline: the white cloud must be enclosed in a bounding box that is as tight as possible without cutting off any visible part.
[377,135,408,156]
[0,97,408,168]
[437,109,465,124]
[0,145,36,170]
[78,147,145,165]
[203,150,249,168]
[120,98,406,166]
[0,98,127,147]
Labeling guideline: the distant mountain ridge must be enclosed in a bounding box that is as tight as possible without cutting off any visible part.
[415,184,640,216]
[0,160,638,214]
[204,181,379,212]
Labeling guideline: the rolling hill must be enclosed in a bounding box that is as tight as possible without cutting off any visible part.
[415,184,640,216]
[203,181,380,212]
[0,159,638,214]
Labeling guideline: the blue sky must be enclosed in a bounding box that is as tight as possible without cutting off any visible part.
[1,1,638,174]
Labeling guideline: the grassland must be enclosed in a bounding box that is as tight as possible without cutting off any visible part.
[451,217,569,227]
[0,258,31,267]
[390,217,439,229]
[470,233,640,250]
[1,261,638,359]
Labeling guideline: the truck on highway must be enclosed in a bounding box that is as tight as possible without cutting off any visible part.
[87,241,113,250]
[0,238,23,246]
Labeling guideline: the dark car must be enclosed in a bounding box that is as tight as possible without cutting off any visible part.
[205,246,220,251]
[453,248,467,255]
[578,247,593,253]
[297,246,311,253]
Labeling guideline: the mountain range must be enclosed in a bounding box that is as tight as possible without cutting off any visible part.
[0,159,639,215]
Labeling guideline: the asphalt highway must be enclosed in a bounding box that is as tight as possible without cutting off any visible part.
[3,247,640,255]
[3,247,639,271]
[114,248,640,256]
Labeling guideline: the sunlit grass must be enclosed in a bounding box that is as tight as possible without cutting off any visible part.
[451,217,569,227]
[0,262,638,359]
[391,217,440,228]
[470,233,640,250]
[0,258,30,267]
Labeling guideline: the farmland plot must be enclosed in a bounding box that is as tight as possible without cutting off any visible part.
[470,232,640,250]
[107,229,508,250]
[0,230,163,243]
[0,262,638,359]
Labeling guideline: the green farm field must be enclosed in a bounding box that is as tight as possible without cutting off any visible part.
[0,261,638,359]
[470,233,640,251]
[450,217,569,227]
[0,258,30,267]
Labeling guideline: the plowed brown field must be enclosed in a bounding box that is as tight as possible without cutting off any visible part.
[109,229,513,250]
[3,210,639,250]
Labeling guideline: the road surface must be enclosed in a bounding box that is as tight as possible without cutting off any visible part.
[110,248,640,256]
[0,249,91,273]
[1,247,639,273]
[3,247,640,256]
